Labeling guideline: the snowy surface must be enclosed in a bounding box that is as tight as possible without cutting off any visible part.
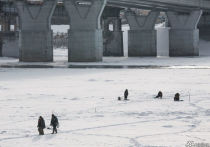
[0,68,210,147]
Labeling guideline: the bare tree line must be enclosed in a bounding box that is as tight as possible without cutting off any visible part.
[53,32,68,49]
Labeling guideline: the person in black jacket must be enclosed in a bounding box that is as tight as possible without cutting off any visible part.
[155,91,163,99]
[124,89,129,100]
[37,116,45,135]
[174,93,180,101]
[50,114,59,134]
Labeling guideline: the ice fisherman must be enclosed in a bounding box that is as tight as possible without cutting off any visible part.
[174,93,180,101]
[155,91,163,99]
[37,116,46,135]
[124,89,129,100]
[50,114,59,134]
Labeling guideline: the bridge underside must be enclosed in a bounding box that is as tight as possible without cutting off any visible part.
[1,0,210,13]
[0,0,210,62]
[108,0,205,12]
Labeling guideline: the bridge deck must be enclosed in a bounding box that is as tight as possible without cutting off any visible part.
[108,0,210,11]
[0,0,210,12]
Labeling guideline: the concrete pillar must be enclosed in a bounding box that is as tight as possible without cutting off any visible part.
[1,32,19,58]
[0,35,2,57]
[167,10,202,56]
[103,17,124,56]
[14,16,19,32]
[125,10,160,57]
[64,0,107,62]
[16,0,57,62]
[198,13,210,41]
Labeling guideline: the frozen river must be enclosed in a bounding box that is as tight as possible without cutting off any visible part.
[0,68,210,147]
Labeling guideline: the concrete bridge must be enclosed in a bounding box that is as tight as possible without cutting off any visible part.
[1,0,210,10]
[0,0,210,62]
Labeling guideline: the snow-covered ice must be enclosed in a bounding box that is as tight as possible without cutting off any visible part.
[0,68,210,147]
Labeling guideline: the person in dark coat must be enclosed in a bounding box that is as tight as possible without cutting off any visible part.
[37,116,46,135]
[155,91,163,99]
[50,114,59,134]
[124,89,129,100]
[174,93,180,101]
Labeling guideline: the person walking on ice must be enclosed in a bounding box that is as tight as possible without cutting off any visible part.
[37,116,46,135]
[50,114,59,134]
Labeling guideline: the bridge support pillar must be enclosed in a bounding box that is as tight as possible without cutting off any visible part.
[103,7,123,56]
[64,0,106,62]
[0,35,2,57]
[167,10,202,56]
[0,19,3,56]
[198,13,210,41]
[16,0,57,62]
[125,10,159,56]
[0,32,19,58]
